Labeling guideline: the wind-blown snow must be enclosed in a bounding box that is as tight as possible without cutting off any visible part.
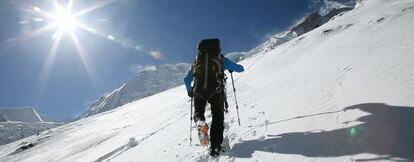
[1,0,414,161]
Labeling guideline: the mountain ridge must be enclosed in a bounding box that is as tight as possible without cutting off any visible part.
[81,63,191,118]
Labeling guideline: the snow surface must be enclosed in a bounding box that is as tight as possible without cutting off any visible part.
[0,107,61,145]
[1,0,414,161]
[0,122,61,146]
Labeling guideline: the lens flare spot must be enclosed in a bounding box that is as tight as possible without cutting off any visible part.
[33,6,42,12]
[350,127,358,137]
[150,50,163,59]
[107,35,115,40]
[19,21,30,25]
[33,17,44,22]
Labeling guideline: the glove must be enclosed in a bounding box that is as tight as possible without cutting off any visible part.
[228,70,233,73]
[188,91,194,98]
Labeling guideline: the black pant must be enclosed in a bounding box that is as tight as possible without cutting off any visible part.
[194,91,225,149]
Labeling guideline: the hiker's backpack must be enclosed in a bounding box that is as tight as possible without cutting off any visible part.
[192,38,225,93]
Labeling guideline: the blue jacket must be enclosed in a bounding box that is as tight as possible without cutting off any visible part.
[184,55,244,93]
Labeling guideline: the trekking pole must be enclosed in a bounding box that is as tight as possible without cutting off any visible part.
[230,72,241,126]
[189,97,193,146]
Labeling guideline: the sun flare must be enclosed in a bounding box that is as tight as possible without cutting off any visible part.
[11,0,152,99]
[20,0,118,97]
[54,9,77,33]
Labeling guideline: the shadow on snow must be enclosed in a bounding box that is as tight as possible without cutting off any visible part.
[230,103,414,161]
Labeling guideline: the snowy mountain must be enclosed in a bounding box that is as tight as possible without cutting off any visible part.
[226,7,352,62]
[0,107,62,146]
[82,63,191,118]
[1,0,414,161]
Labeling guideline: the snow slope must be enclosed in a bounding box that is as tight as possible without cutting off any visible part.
[1,0,414,161]
[0,122,61,146]
[0,107,61,145]
[82,63,191,118]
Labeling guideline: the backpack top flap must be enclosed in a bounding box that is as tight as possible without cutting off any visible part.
[198,38,221,53]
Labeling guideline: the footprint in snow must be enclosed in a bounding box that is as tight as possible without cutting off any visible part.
[368,17,385,24]
[9,143,35,155]
[402,6,414,12]
[323,24,353,35]
[376,17,385,23]
[342,65,352,72]
[94,137,138,162]
[251,131,257,136]
[323,29,334,35]
[248,116,258,121]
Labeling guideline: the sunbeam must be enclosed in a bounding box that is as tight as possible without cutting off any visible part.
[11,24,56,43]
[67,0,75,12]
[76,21,147,55]
[31,5,56,20]
[73,0,116,17]
[70,32,99,91]
[33,31,63,106]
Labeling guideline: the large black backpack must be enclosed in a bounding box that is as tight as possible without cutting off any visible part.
[192,38,225,92]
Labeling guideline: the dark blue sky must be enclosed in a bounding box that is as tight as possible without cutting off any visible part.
[0,0,343,120]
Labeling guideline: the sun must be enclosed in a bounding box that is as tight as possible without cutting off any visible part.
[54,9,77,33]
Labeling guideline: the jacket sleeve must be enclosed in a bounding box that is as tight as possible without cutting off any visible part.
[222,56,244,72]
[183,70,193,92]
